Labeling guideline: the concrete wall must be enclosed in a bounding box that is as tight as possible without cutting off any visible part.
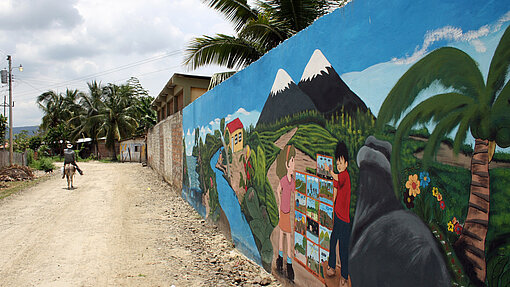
[180,0,510,286]
[147,111,183,189]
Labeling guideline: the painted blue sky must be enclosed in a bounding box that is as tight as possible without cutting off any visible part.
[183,0,510,155]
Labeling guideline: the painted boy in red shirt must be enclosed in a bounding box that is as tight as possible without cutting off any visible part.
[325,141,351,286]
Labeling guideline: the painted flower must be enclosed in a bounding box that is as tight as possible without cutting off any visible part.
[432,187,439,197]
[439,200,446,210]
[454,223,463,235]
[452,217,458,225]
[437,193,443,201]
[448,221,454,232]
[420,172,430,188]
[404,191,415,208]
[406,174,421,197]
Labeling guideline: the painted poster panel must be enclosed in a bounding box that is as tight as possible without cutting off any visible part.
[182,0,510,286]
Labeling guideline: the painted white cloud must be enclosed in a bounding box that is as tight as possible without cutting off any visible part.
[471,39,487,53]
[343,16,509,152]
[392,12,509,65]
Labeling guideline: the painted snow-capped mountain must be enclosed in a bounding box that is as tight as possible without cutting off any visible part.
[298,49,369,117]
[256,49,370,127]
[257,69,316,126]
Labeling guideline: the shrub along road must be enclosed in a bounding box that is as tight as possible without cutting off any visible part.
[0,162,279,286]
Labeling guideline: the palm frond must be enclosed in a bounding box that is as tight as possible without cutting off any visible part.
[377,47,485,129]
[486,25,510,103]
[240,13,289,49]
[184,34,263,70]
[203,0,258,31]
[391,93,474,197]
[421,110,464,167]
[209,71,237,89]
[490,81,510,147]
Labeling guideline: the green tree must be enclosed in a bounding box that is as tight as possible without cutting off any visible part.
[71,81,104,158]
[44,124,70,156]
[184,0,346,86]
[377,26,510,285]
[13,130,30,152]
[92,83,138,161]
[133,95,157,136]
[37,88,83,154]
[37,90,69,131]
[0,115,7,146]
[28,134,42,151]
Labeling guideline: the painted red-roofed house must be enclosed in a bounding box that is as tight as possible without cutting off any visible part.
[225,118,244,153]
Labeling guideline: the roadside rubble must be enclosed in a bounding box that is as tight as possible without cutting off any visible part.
[0,165,35,182]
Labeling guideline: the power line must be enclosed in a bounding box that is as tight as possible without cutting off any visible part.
[14,63,183,101]
[15,49,183,98]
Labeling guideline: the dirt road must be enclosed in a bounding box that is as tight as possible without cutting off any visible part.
[0,162,278,287]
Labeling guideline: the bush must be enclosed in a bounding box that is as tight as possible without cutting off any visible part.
[30,157,56,171]
[26,149,35,166]
[37,144,51,157]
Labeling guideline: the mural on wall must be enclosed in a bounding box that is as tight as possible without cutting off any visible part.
[182,0,510,286]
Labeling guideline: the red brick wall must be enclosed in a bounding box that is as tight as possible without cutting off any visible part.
[97,141,120,159]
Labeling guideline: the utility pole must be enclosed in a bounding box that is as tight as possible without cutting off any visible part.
[7,55,13,165]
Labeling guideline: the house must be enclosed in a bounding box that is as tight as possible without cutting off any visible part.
[75,137,120,160]
[97,137,120,159]
[120,137,146,162]
[151,73,211,122]
[225,118,244,153]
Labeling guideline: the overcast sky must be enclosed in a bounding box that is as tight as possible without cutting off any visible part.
[0,0,237,127]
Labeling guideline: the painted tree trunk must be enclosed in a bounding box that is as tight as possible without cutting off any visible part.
[455,139,490,286]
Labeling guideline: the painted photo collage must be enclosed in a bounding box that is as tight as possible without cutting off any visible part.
[294,154,335,279]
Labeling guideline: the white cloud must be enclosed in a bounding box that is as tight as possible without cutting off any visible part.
[2,0,235,127]
[471,39,487,53]
[236,107,250,115]
[493,11,510,32]
[391,12,509,65]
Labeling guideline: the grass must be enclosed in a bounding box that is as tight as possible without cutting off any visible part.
[0,175,52,200]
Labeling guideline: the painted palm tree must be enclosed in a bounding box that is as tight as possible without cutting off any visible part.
[184,0,346,87]
[377,25,510,285]
[92,83,138,161]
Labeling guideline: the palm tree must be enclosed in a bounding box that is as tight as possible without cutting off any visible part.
[184,0,346,86]
[37,89,83,154]
[71,81,104,158]
[133,95,157,136]
[377,26,510,285]
[92,83,138,161]
[37,90,68,131]
[63,88,85,132]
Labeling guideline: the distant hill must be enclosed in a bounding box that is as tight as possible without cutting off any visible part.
[8,125,40,138]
